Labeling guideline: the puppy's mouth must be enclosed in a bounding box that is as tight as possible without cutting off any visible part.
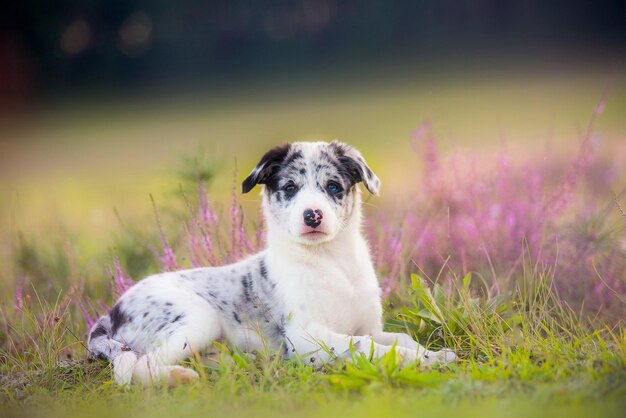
[300,228,329,240]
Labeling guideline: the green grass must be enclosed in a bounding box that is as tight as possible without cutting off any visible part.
[1,265,624,418]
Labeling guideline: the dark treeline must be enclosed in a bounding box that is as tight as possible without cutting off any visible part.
[2,0,625,98]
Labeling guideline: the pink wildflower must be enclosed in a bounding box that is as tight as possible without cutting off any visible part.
[111,256,134,299]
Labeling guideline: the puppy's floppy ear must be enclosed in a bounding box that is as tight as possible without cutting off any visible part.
[242,143,292,193]
[330,140,381,196]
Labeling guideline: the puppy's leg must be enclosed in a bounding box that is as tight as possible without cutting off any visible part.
[132,347,200,387]
[113,350,139,386]
[116,303,222,386]
[372,332,420,350]
[372,331,456,365]
[286,323,418,366]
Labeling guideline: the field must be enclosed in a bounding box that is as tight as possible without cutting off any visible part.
[1,65,626,417]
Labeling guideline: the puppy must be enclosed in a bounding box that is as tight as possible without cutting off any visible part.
[88,141,455,386]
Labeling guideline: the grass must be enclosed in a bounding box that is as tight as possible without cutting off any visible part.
[2,267,624,418]
[1,68,626,417]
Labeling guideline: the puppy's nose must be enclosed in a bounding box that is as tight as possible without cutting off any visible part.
[303,208,323,228]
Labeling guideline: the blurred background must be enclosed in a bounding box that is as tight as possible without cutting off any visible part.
[2,1,625,98]
[1,0,625,268]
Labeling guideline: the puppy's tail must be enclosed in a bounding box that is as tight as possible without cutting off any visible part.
[88,315,138,385]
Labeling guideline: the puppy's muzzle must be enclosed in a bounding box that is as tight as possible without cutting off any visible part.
[303,209,323,228]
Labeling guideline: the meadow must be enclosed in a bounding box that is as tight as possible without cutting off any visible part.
[1,66,625,417]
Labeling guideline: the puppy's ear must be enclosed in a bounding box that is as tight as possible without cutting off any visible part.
[330,141,381,196]
[242,143,292,193]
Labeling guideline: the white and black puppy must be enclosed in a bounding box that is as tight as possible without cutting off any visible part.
[88,141,455,386]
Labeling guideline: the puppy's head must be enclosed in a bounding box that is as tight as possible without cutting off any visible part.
[242,141,380,245]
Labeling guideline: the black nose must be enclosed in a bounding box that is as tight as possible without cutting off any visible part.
[303,208,323,228]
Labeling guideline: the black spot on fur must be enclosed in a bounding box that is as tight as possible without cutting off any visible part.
[156,322,166,332]
[165,302,173,307]
[328,157,360,187]
[247,271,255,294]
[253,146,307,196]
[329,141,378,195]
[274,323,286,338]
[90,323,108,339]
[143,312,149,318]
[172,314,183,323]
[233,311,242,324]
[259,259,268,280]
[109,304,128,335]
[241,274,252,302]
[242,143,292,193]
[283,149,303,167]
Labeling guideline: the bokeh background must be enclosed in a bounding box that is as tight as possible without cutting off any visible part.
[1,0,625,277]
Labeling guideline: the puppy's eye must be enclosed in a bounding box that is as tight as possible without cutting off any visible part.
[282,183,298,194]
[327,182,343,195]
